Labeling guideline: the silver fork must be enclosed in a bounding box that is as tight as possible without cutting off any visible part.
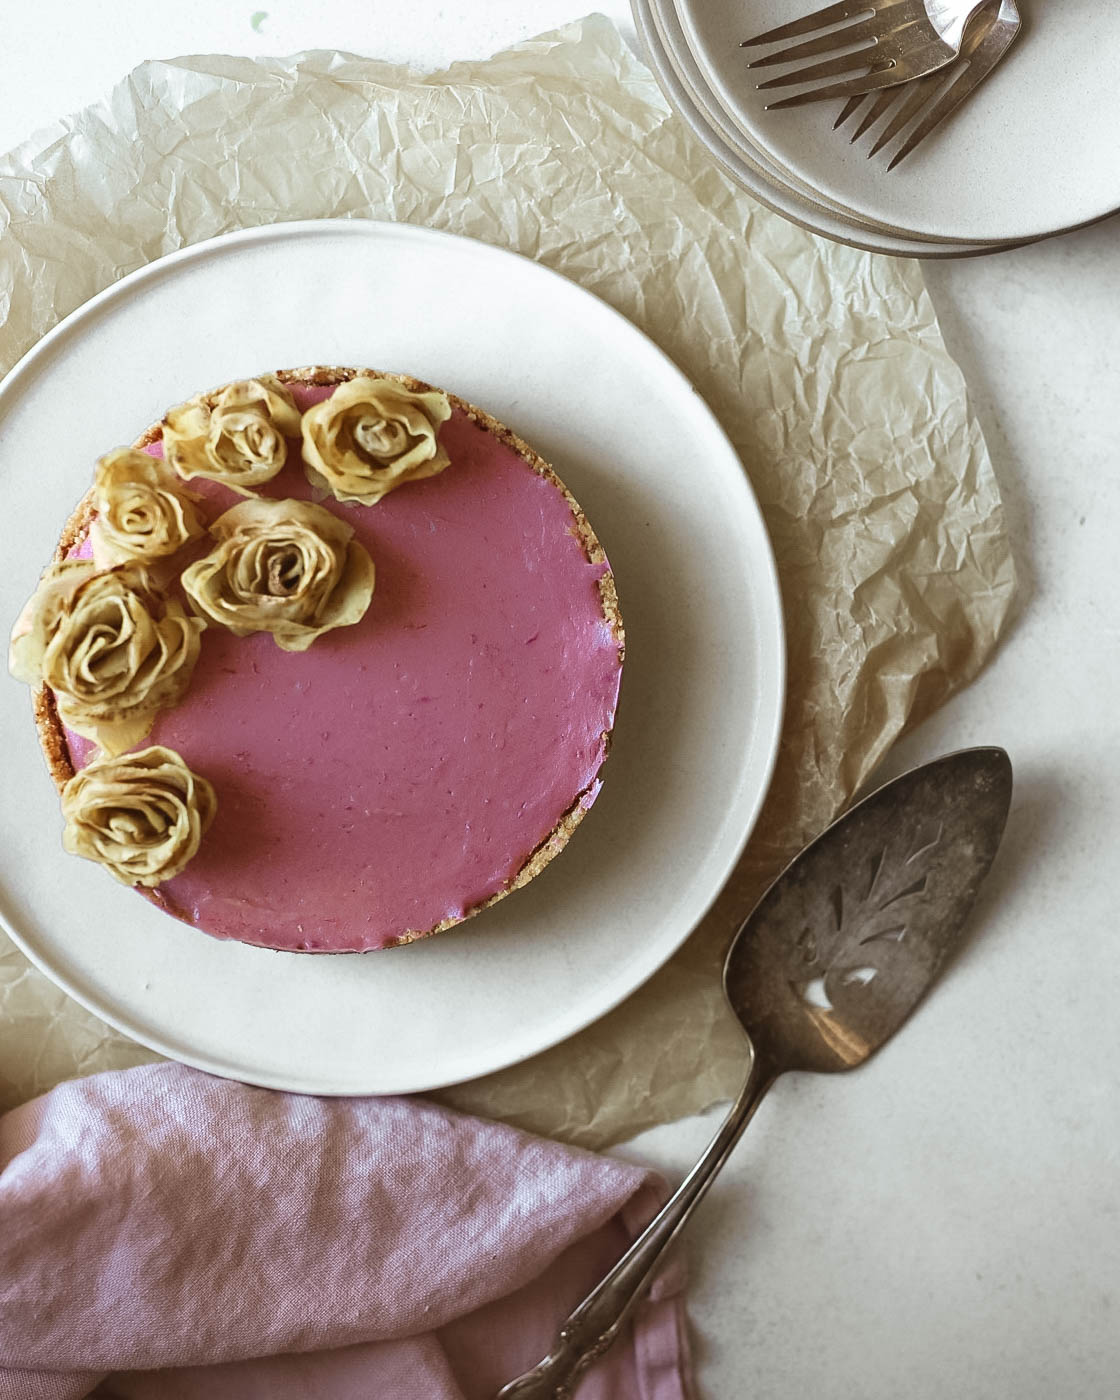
[741,0,994,106]
[834,0,1021,167]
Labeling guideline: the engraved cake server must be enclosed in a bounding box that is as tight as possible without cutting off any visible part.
[497,746,1013,1399]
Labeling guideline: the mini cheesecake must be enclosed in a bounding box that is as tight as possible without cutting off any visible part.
[32,367,624,952]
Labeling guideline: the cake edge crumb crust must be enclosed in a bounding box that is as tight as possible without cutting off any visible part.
[31,365,625,953]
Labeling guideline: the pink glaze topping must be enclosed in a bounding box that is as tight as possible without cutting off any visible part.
[65,385,622,951]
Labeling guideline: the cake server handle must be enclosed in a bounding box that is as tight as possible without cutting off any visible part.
[494,1056,773,1399]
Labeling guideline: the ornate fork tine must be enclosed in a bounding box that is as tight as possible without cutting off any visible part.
[755,44,906,92]
[742,0,904,48]
[747,13,911,67]
[834,94,867,128]
[866,69,945,151]
[762,44,941,108]
[848,85,904,139]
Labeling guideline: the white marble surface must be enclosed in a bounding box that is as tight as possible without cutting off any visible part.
[3,4,1119,1398]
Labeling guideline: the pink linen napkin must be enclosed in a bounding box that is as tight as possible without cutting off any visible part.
[0,1063,691,1399]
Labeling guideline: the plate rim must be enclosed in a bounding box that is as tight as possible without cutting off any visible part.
[0,217,787,1095]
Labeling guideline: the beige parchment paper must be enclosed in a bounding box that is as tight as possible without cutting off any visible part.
[0,16,1016,1143]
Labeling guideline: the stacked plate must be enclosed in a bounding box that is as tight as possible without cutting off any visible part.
[633,0,1120,256]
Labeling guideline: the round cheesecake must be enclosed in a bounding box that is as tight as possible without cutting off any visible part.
[33,367,624,951]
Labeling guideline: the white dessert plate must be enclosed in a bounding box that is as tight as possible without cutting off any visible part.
[676,0,1120,245]
[635,0,1013,257]
[0,220,785,1096]
[648,0,1018,248]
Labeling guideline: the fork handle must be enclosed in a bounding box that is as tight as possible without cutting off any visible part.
[494,1048,776,1400]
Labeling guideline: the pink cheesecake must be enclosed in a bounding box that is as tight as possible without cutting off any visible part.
[34,368,624,951]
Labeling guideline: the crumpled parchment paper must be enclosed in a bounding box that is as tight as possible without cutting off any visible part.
[0,16,1015,1145]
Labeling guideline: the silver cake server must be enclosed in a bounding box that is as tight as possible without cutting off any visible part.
[498,746,1013,1398]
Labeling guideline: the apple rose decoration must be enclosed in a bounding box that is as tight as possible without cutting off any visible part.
[61,745,217,886]
[162,375,301,494]
[180,497,375,652]
[90,447,205,567]
[9,561,205,755]
[300,376,452,505]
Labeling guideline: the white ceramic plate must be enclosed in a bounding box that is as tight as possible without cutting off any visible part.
[648,0,946,235]
[676,0,1120,244]
[0,220,785,1096]
[648,0,1014,248]
[635,0,1013,257]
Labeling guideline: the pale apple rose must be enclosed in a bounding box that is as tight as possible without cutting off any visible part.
[180,497,375,652]
[8,561,205,755]
[61,745,217,886]
[90,447,206,567]
[300,376,452,505]
[162,375,301,493]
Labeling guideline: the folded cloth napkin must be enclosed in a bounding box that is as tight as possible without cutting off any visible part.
[0,1063,691,1399]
